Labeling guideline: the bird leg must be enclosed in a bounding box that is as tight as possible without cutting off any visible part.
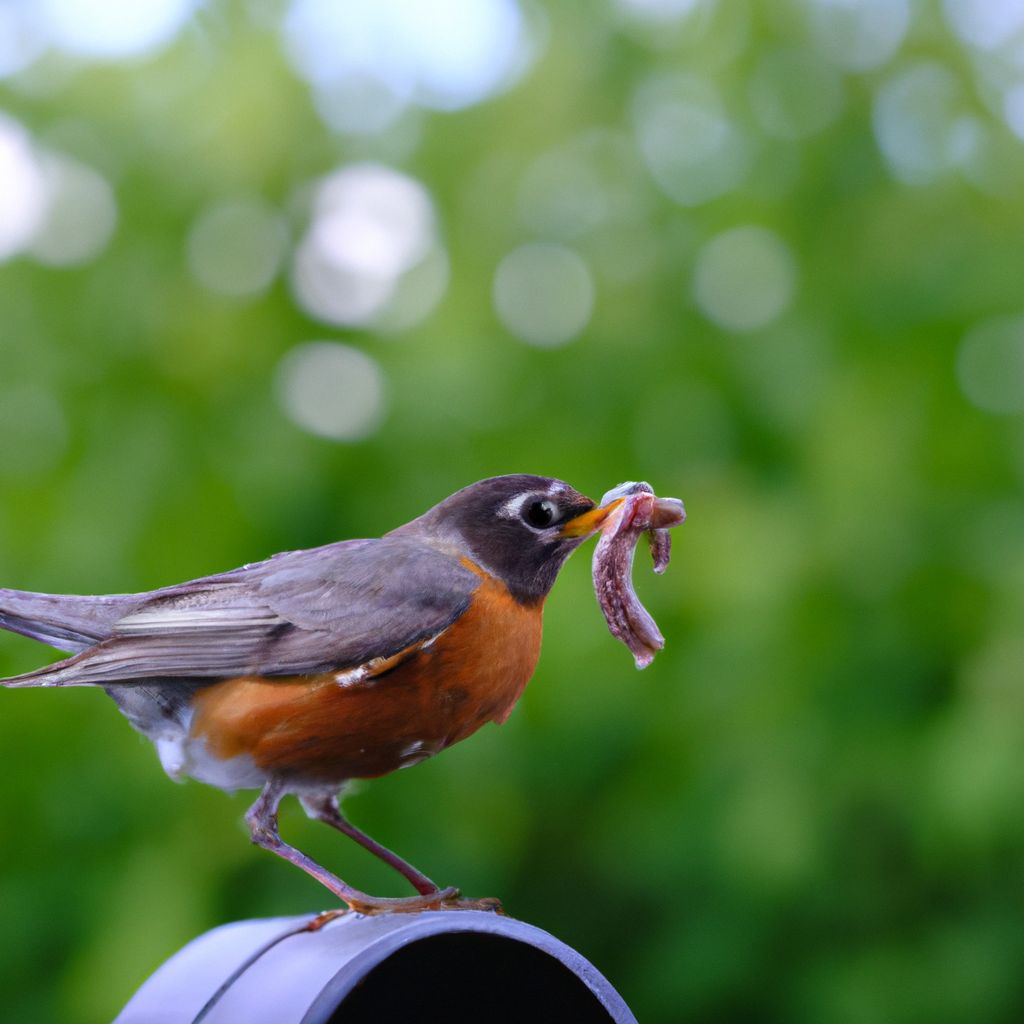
[299,792,505,914]
[299,791,440,896]
[246,781,462,914]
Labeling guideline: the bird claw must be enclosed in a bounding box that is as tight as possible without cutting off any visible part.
[311,886,505,917]
[355,888,505,916]
[439,894,505,914]
[346,885,460,915]
[305,908,349,931]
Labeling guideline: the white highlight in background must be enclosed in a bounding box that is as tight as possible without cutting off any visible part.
[0,4,46,78]
[41,0,198,59]
[30,154,117,266]
[276,342,387,440]
[943,0,1024,50]
[517,129,646,241]
[632,72,749,207]
[873,62,962,185]
[187,198,287,297]
[808,0,910,72]
[493,243,594,347]
[957,316,1024,415]
[284,0,532,135]
[0,114,46,261]
[693,226,796,332]
[291,163,443,329]
[1004,84,1024,141]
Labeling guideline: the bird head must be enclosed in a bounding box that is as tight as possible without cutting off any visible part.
[391,475,621,604]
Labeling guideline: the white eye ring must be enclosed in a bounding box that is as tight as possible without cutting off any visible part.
[497,492,561,529]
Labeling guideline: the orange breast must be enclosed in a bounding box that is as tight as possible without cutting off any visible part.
[188,565,543,783]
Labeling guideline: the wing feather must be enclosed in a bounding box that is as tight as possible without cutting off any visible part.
[3,537,479,687]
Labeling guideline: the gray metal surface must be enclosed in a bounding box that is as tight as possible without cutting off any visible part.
[115,909,637,1024]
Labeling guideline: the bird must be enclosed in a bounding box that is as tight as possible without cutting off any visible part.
[0,475,621,914]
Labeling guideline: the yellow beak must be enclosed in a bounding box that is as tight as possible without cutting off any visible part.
[559,497,625,538]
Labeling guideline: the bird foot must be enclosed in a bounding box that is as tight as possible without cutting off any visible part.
[305,909,348,931]
[349,887,505,916]
[434,893,505,914]
[306,887,504,920]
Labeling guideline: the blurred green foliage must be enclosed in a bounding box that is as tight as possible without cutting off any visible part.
[3,1,1024,1022]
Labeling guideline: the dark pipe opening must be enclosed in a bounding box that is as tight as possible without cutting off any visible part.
[324,932,615,1023]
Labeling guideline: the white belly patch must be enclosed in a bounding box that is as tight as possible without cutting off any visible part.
[108,687,268,794]
[151,713,265,793]
[178,735,266,792]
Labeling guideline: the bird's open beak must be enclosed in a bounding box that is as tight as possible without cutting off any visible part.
[559,497,626,539]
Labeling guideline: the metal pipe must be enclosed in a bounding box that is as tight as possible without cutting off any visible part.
[115,910,637,1024]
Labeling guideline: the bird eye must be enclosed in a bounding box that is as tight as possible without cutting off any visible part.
[523,499,558,529]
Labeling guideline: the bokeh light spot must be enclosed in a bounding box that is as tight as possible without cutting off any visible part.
[284,0,530,128]
[1003,83,1024,141]
[873,62,963,185]
[187,198,287,298]
[632,72,749,206]
[517,129,647,241]
[41,0,198,59]
[276,342,387,440]
[371,246,450,334]
[693,225,796,332]
[957,316,1024,415]
[292,238,395,327]
[0,4,46,78]
[310,74,409,136]
[0,113,46,261]
[809,0,910,72]
[312,164,432,278]
[291,163,443,329]
[518,148,609,241]
[493,243,594,347]
[943,0,1024,50]
[30,155,117,267]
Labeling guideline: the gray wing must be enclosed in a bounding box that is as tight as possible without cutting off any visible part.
[3,537,480,687]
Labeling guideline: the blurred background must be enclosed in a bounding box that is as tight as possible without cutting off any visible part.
[1,0,1024,1020]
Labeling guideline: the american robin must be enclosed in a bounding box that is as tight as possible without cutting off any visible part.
[0,475,624,914]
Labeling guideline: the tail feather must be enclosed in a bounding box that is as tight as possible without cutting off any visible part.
[2,647,98,687]
[0,588,138,654]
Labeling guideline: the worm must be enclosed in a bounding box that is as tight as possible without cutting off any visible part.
[592,482,686,669]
